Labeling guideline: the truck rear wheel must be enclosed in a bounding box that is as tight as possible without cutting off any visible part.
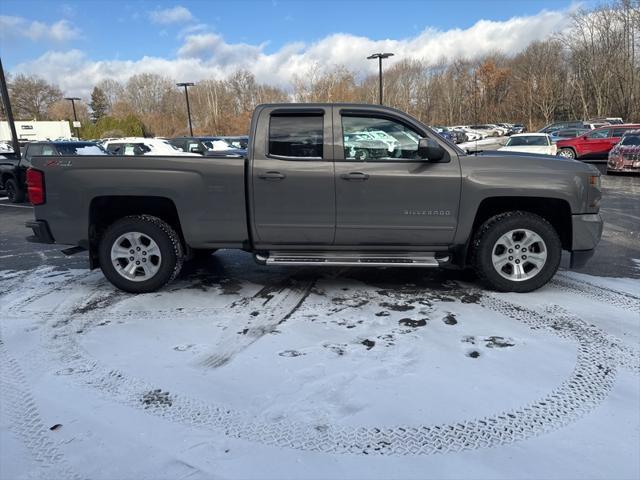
[98,215,184,293]
[471,211,561,293]
[5,178,26,203]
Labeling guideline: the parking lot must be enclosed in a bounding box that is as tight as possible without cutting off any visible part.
[0,175,639,479]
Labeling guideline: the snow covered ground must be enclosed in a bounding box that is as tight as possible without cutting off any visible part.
[0,261,639,479]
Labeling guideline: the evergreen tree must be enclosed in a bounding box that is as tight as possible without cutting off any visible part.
[89,86,109,122]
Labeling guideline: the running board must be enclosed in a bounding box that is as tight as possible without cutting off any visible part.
[256,251,449,267]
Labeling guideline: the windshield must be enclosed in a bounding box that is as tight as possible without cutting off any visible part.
[621,134,640,146]
[506,136,548,147]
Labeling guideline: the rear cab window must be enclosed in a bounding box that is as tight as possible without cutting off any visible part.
[268,114,323,159]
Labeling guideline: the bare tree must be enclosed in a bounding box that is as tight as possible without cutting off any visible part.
[9,74,63,120]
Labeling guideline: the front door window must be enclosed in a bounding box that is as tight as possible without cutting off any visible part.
[342,116,420,161]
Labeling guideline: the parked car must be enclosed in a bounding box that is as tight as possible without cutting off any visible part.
[432,127,454,142]
[469,124,502,137]
[486,124,508,136]
[0,141,107,203]
[549,128,590,143]
[512,123,527,134]
[556,124,640,160]
[582,122,610,130]
[222,135,249,149]
[607,130,640,174]
[589,117,624,125]
[496,123,516,135]
[452,126,486,141]
[26,103,602,295]
[343,132,390,160]
[448,128,468,144]
[499,134,557,156]
[538,121,584,134]
[169,136,246,156]
[103,138,199,156]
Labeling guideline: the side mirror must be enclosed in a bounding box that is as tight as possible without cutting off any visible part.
[418,138,445,162]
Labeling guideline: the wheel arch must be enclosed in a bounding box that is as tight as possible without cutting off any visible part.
[461,196,572,266]
[88,196,185,269]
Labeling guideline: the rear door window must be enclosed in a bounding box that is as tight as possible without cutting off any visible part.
[587,129,610,139]
[268,115,323,158]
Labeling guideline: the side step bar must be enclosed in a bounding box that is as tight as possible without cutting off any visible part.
[255,251,449,267]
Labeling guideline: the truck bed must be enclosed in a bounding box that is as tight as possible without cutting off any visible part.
[30,155,249,249]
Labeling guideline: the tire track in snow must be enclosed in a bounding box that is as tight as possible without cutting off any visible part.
[199,278,316,368]
[552,273,640,313]
[30,281,629,456]
[0,327,83,480]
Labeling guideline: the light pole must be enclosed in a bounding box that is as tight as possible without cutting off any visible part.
[0,57,20,159]
[176,82,195,136]
[64,97,81,139]
[366,52,394,105]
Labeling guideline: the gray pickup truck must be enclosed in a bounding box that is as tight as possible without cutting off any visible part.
[25,103,603,293]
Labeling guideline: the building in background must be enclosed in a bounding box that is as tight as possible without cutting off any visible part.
[0,121,73,142]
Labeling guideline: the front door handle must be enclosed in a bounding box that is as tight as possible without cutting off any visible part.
[258,171,286,181]
[340,172,370,181]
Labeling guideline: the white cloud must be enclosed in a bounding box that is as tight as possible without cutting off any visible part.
[0,15,80,42]
[149,6,194,24]
[11,9,569,97]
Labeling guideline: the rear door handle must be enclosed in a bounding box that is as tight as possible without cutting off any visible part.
[340,172,370,181]
[258,171,286,181]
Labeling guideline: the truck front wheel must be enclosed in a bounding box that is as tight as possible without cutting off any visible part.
[98,215,184,293]
[471,211,561,292]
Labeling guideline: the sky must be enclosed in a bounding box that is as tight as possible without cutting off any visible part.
[0,0,598,97]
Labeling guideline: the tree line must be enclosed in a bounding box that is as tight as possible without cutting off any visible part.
[2,0,638,138]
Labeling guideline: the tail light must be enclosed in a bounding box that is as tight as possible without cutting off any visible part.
[26,168,45,205]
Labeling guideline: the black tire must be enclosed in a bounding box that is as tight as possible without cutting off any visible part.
[5,178,26,203]
[471,211,561,293]
[98,215,184,293]
[558,147,576,159]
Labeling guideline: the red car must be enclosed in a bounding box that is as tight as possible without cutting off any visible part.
[608,129,640,174]
[556,124,640,159]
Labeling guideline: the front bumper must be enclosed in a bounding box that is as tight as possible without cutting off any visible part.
[607,165,640,173]
[569,213,603,268]
[25,220,55,244]
[570,249,596,268]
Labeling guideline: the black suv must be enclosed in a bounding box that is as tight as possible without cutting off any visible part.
[0,141,107,203]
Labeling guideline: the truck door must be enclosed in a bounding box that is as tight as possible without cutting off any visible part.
[251,106,335,245]
[333,108,461,246]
